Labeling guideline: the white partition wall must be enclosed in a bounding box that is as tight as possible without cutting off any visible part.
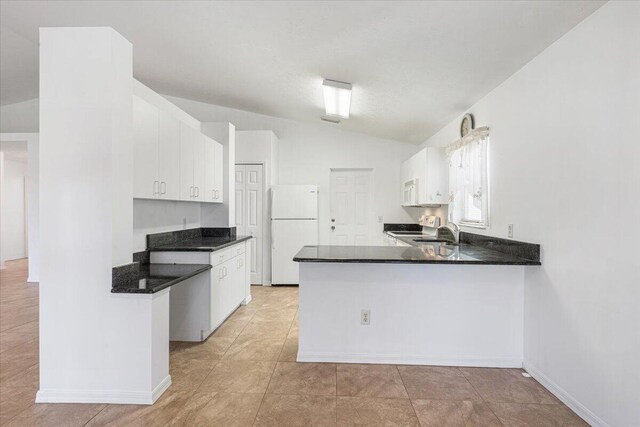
[38,27,169,404]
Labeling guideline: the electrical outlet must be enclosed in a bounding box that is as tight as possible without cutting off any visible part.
[361,309,371,325]
[507,224,514,238]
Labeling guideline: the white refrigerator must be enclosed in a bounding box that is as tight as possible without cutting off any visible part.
[271,185,318,285]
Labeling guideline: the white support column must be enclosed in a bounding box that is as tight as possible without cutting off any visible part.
[200,122,236,227]
[38,27,168,404]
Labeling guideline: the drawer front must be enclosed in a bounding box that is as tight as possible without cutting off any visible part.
[232,242,246,257]
[210,247,234,266]
[210,242,246,266]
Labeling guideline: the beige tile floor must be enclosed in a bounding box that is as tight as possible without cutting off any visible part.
[0,258,588,426]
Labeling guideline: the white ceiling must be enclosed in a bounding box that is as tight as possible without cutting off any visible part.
[0,1,603,143]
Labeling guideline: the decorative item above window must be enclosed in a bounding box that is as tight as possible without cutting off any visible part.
[446,126,490,228]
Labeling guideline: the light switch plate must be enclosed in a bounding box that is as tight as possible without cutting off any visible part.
[507,224,514,238]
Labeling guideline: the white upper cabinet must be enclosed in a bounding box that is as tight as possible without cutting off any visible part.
[204,137,224,203]
[133,96,159,199]
[157,110,181,200]
[400,147,448,206]
[193,132,206,202]
[179,122,198,201]
[134,95,223,204]
[213,142,223,202]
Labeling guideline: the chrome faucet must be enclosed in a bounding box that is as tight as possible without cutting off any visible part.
[437,222,460,244]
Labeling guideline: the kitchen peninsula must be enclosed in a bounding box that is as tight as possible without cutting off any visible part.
[294,232,540,368]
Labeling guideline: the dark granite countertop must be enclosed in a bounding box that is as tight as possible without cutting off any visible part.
[111,263,212,294]
[293,243,541,266]
[150,235,252,252]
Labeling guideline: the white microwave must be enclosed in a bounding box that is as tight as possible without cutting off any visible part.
[403,178,418,206]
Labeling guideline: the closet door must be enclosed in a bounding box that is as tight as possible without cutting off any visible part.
[235,164,263,284]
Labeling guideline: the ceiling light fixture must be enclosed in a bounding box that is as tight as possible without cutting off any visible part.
[322,79,352,119]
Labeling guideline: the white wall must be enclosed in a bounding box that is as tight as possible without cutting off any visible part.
[167,96,417,245]
[422,3,640,426]
[0,156,27,261]
[133,199,201,252]
[38,27,166,404]
[0,98,39,133]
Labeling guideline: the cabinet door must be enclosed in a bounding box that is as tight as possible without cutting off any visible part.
[210,264,226,330]
[213,141,224,202]
[132,96,159,199]
[425,147,448,204]
[413,149,428,204]
[179,122,196,201]
[204,136,216,202]
[158,111,181,200]
[234,254,246,306]
[193,133,206,201]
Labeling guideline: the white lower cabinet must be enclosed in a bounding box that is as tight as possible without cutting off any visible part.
[209,242,249,334]
[155,240,251,341]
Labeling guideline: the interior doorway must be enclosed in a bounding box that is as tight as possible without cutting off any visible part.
[235,163,264,284]
[0,148,28,265]
[329,168,374,246]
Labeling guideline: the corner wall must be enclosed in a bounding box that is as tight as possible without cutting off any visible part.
[421,3,640,425]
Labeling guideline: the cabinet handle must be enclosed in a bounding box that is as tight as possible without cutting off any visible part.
[218,269,224,279]
[161,181,166,194]
[212,189,215,199]
[223,267,227,277]
[153,181,159,195]
[190,186,194,197]
[195,186,199,197]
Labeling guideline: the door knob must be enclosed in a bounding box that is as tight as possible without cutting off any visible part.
[331,218,335,222]
[331,226,335,230]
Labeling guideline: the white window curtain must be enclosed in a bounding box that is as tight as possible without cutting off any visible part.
[446,127,489,227]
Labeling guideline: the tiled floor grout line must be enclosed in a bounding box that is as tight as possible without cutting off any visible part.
[458,367,506,426]
[395,365,422,425]
[81,405,108,427]
[249,297,296,426]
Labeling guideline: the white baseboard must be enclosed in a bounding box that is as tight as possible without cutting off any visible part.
[241,295,252,305]
[35,375,172,405]
[297,351,522,368]
[523,360,607,427]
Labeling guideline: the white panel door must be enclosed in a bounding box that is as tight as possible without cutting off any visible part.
[330,170,373,246]
[235,164,264,284]
[157,110,180,200]
[132,96,159,199]
[271,219,317,285]
[271,185,318,219]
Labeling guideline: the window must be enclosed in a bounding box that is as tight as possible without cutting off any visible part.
[447,129,489,228]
